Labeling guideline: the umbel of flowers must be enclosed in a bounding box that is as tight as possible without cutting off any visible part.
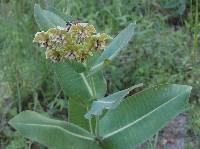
[33,22,111,62]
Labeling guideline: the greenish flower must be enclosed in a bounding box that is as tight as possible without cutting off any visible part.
[33,22,111,62]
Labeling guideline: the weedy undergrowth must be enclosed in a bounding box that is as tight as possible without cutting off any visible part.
[8,4,192,149]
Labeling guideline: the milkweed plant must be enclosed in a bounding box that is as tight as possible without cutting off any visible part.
[9,4,192,149]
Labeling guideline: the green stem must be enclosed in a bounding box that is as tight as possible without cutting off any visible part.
[33,92,37,111]
[87,107,94,134]
[89,118,93,134]
[88,75,100,138]
[95,115,100,138]
[91,76,96,99]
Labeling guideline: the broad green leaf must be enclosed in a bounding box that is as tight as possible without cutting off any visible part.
[89,71,107,99]
[85,52,101,70]
[68,99,89,130]
[9,111,99,149]
[34,4,65,31]
[90,23,134,73]
[66,59,86,73]
[100,84,191,149]
[46,6,72,21]
[85,84,143,119]
[53,62,93,103]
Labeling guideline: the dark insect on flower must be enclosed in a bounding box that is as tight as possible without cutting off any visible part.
[66,21,73,31]
[95,39,101,49]
[41,42,48,48]
[76,32,86,44]
[66,20,81,31]
[66,51,76,60]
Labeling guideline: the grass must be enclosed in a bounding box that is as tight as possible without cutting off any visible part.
[0,0,199,148]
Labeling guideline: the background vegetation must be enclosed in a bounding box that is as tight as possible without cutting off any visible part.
[0,0,199,148]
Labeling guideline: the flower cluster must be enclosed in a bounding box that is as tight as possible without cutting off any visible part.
[33,22,111,62]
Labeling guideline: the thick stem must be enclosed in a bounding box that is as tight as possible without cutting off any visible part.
[91,76,96,99]
[88,75,100,138]
[87,107,94,134]
[95,115,100,138]
[89,118,93,134]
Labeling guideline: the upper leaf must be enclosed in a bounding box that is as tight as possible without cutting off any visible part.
[99,84,191,149]
[34,4,65,31]
[90,23,134,73]
[9,111,99,149]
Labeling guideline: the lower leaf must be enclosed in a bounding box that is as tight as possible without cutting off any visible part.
[100,84,191,149]
[9,111,99,149]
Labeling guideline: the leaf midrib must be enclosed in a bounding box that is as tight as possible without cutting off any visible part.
[80,73,93,97]
[102,90,188,139]
[12,123,94,141]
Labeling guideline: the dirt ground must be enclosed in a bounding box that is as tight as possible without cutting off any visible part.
[138,113,199,149]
